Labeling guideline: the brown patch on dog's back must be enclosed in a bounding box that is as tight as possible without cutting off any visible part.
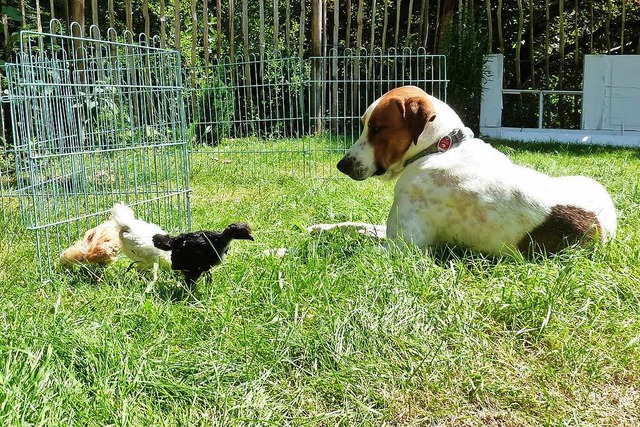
[517,205,603,256]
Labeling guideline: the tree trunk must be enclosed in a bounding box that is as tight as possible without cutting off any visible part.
[406,0,413,47]
[437,0,455,53]
[228,0,235,60]
[369,0,377,51]
[190,0,198,122]
[621,0,626,54]
[529,0,534,87]
[433,0,440,52]
[259,0,265,57]
[143,0,150,39]
[356,0,364,50]
[515,0,522,88]
[345,0,352,49]
[485,0,492,52]
[574,0,579,64]
[203,0,209,63]
[605,0,611,53]
[273,0,279,49]
[70,0,84,37]
[216,0,222,58]
[382,0,389,51]
[497,0,503,54]
[20,0,25,27]
[311,0,323,132]
[125,0,132,31]
[36,0,42,31]
[589,0,593,53]
[242,0,251,96]
[108,0,114,29]
[333,0,339,50]
[298,0,305,58]
[175,0,181,51]
[423,0,430,47]
[50,0,55,20]
[559,0,564,89]
[160,0,166,47]
[285,0,291,52]
[545,0,549,85]
[394,0,401,47]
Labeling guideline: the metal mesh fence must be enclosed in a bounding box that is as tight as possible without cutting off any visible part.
[307,47,448,177]
[184,53,310,177]
[184,47,448,178]
[0,21,445,277]
[4,21,191,277]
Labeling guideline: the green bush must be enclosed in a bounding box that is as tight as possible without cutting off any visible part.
[441,10,489,133]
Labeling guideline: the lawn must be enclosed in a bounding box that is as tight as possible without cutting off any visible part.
[0,139,639,426]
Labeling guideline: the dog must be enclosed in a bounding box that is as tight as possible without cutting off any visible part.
[309,86,617,256]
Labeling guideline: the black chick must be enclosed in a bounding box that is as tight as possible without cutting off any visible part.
[152,222,254,287]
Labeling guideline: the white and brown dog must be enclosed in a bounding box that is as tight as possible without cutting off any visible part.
[310,86,617,256]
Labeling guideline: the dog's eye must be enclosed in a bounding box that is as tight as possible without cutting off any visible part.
[370,125,382,134]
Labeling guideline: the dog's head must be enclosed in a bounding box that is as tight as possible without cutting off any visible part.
[337,86,464,180]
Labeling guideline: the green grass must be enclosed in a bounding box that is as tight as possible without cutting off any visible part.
[1,140,639,426]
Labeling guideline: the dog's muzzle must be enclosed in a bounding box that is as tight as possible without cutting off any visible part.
[337,156,374,181]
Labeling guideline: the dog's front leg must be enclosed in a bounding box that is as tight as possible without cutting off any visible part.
[386,200,436,250]
[307,222,387,239]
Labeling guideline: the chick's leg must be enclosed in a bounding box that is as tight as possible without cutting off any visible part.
[144,261,159,293]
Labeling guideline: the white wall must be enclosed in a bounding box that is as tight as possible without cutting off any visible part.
[583,55,640,132]
[480,54,640,146]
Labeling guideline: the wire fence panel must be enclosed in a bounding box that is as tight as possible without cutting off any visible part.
[307,47,448,178]
[184,53,310,178]
[5,21,191,278]
[0,94,20,228]
[184,48,447,179]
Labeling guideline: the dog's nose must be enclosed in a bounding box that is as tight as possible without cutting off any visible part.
[337,157,352,175]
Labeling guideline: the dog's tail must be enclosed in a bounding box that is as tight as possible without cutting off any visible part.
[152,233,173,251]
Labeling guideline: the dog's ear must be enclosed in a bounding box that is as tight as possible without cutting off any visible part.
[402,97,437,145]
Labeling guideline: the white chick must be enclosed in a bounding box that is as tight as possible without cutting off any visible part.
[110,203,171,283]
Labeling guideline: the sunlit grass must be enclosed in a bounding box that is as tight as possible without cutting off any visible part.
[1,139,639,426]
